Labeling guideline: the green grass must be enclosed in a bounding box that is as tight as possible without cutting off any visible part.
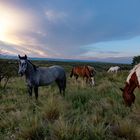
[1,61,140,140]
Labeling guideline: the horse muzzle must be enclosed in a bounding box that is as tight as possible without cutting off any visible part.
[18,71,24,77]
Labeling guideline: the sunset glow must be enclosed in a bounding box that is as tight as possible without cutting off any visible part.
[1,0,140,63]
[0,4,34,45]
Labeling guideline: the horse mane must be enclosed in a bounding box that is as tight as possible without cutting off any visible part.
[88,66,96,74]
[127,63,140,85]
[85,65,93,77]
[27,60,38,71]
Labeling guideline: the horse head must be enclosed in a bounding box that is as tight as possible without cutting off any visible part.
[120,86,135,107]
[121,73,139,107]
[18,54,28,76]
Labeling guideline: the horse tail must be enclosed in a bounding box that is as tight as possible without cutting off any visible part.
[70,67,74,77]
[63,73,66,89]
[62,73,66,95]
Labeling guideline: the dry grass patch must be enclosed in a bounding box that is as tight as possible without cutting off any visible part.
[41,96,67,122]
[111,119,138,139]
[0,104,16,113]
[96,80,112,94]
[18,116,44,140]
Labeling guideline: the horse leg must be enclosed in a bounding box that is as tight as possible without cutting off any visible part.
[28,86,32,97]
[56,79,66,96]
[76,75,78,80]
[88,77,92,85]
[70,71,73,78]
[56,80,62,94]
[34,86,38,100]
[91,77,95,86]
[85,77,89,83]
[62,78,66,96]
[59,85,62,94]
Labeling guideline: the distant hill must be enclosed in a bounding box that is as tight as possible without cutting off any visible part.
[0,54,132,64]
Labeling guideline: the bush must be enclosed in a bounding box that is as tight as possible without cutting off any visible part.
[0,59,18,88]
[132,55,140,65]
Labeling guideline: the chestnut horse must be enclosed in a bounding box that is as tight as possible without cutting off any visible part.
[70,65,95,86]
[120,64,140,107]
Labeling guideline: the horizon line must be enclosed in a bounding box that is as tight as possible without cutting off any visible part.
[0,54,132,64]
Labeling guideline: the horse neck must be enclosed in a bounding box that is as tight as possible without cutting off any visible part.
[25,61,36,79]
[124,72,138,95]
[124,82,137,95]
[85,66,91,77]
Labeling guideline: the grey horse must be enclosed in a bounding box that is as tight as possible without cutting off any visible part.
[18,55,66,99]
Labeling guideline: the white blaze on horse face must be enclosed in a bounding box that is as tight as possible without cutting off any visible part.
[126,63,140,85]
[18,59,27,75]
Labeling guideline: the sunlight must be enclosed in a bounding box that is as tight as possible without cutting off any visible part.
[0,5,34,45]
[0,17,12,42]
[0,9,25,44]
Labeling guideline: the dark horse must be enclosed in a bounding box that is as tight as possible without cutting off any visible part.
[70,65,95,86]
[120,64,140,107]
[18,55,66,99]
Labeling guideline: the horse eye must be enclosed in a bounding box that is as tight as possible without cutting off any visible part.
[23,62,27,66]
[21,63,25,67]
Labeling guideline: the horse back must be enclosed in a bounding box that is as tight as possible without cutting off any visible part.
[72,66,91,77]
[37,66,66,86]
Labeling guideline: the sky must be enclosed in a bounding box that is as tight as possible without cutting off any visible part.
[0,0,140,63]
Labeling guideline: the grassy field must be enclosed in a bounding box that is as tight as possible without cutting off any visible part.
[0,60,140,140]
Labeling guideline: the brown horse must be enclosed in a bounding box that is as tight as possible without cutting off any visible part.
[120,64,140,107]
[70,65,95,85]
[87,65,96,77]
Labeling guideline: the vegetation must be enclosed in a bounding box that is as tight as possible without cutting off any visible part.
[0,59,18,88]
[132,55,140,65]
[1,59,140,140]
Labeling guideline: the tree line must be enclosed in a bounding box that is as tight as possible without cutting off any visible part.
[132,55,140,65]
[0,50,139,88]
[0,50,18,88]
[0,59,18,88]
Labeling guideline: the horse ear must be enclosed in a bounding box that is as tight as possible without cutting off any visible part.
[120,88,124,92]
[18,54,21,58]
[25,55,27,59]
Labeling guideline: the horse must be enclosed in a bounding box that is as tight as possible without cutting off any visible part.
[87,65,96,76]
[120,63,140,107]
[70,65,95,86]
[107,66,120,73]
[18,55,66,99]
[87,65,96,85]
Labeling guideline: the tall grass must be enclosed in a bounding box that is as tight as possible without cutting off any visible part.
[1,68,140,139]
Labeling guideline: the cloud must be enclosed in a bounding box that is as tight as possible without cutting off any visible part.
[82,56,132,64]
[0,32,62,58]
[1,0,140,62]
[45,9,67,22]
